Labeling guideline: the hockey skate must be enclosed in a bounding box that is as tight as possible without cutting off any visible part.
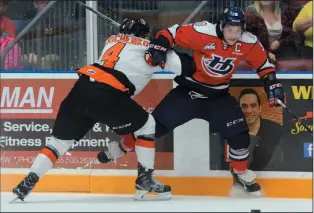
[229,166,262,198]
[134,163,172,201]
[11,172,39,202]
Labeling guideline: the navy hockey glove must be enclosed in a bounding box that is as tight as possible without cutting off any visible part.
[263,73,286,107]
[144,35,169,69]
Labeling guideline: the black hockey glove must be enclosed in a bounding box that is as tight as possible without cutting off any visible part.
[263,72,286,107]
[144,35,169,69]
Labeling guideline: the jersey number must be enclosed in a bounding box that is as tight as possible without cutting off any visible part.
[101,43,126,69]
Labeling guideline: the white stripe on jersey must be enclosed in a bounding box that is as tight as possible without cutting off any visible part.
[185,77,229,89]
[167,24,180,44]
[258,58,275,71]
[97,34,182,96]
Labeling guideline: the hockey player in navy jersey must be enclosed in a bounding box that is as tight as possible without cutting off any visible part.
[98,7,286,197]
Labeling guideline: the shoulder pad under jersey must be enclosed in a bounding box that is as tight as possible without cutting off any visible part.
[240,31,257,44]
[192,21,217,37]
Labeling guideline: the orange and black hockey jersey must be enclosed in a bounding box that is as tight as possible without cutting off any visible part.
[157,21,276,95]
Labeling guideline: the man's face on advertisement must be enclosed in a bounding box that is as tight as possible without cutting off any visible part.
[240,94,261,124]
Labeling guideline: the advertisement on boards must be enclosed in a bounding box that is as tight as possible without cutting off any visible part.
[209,79,313,172]
[0,79,174,170]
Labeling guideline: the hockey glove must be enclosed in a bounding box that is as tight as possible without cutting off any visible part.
[263,73,286,107]
[144,35,169,69]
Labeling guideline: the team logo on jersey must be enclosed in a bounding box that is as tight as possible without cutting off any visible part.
[201,54,236,77]
[203,42,216,50]
[87,69,96,74]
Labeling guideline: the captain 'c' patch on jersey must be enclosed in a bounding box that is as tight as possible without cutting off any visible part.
[201,54,236,77]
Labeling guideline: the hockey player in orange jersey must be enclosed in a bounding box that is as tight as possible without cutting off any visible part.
[99,7,286,197]
[11,17,197,202]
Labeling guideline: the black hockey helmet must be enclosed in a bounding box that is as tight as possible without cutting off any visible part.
[119,17,150,38]
[219,7,246,31]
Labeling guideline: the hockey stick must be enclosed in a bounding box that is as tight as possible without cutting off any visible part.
[75,1,120,27]
[276,99,313,135]
[182,1,208,25]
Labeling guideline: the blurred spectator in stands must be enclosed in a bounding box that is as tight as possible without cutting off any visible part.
[293,1,312,57]
[0,0,16,38]
[23,0,53,36]
[245,11,276,62]
[245,0,300,61]
[22,0,61,70]
[290,0,310,13]
[21,0,86,70]
[0,28,23,70]
[23,0,48,20]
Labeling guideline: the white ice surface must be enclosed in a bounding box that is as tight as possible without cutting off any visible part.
[1,192,312,212]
